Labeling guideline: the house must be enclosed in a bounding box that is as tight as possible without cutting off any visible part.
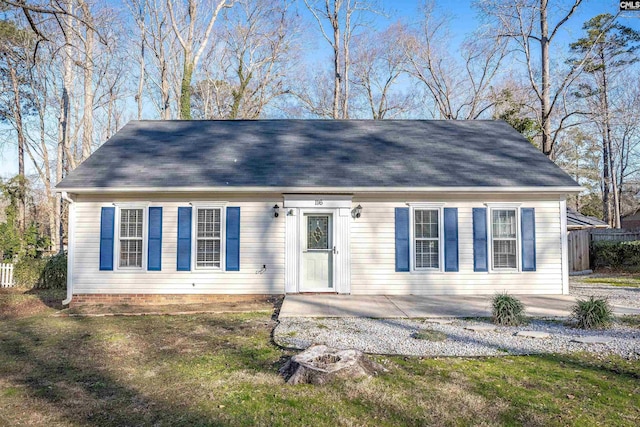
[621,209,640,230]
[565,209,608,274]
[56,120,581,305]
[566,209,608,231]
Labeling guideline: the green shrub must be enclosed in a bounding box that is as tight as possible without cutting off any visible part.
[13,257,47,288]
[38,253,67,289]
[571,296,613,329]
[491,292,526,326]
[12,253,67,289]
[592,241,640,270]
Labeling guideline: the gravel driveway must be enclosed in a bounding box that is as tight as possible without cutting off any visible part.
[570,278,640,309]
[275,281,640,359]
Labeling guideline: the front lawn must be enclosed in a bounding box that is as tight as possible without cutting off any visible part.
[578,274,640,287]
[0,298,638,426]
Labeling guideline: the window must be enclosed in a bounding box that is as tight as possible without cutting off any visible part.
[491,209,517,269]
[119,208,144,268]
[414,209,440,269]
[196,208,221,268]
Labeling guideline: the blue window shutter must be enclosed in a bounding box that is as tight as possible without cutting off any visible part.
[99,207,115,271]
[444,208,459,272]
[473,208,488,272]
[177,207,192,271]
[395,208,410,272]
[521,208,536,271]
[147,207,162,271]
[226,207,240,271]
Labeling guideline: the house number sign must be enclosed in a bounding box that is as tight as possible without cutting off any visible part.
[315,199,323,206]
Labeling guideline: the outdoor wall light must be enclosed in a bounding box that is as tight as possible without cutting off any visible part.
[273,204,280,218]
[352,204,363,219]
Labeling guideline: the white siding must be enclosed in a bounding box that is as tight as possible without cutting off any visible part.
[72,194,285,294]
[71,192,566,296]
[350,196,564,295]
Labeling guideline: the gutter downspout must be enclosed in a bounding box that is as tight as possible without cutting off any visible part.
[61,191,75,305]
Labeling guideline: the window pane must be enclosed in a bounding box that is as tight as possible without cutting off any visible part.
[415,209,438,239]
[119,239,142,267]
[493,240,516,269]
[415,239,439,269]
[492,210,516,238]
[197,239,220,268]
[120,209,143,238]
[197,208,221,238]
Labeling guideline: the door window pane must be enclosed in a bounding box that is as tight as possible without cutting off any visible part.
[307,216,329,250]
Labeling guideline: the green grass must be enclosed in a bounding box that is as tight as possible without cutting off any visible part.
[580,276,640,287]
[413,329,447,341]
[0,306,638,425]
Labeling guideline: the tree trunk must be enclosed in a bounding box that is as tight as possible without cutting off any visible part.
[60,3,76,173]
[179,57,193,119]
[8,63,26,233]
[137,4,146,120]
[331,1,341,120]
[540,0,552,157]
[602,133,611,225]
[342,8,350,119]
[279,345,386,385]
[161,61,171,119]
[600,59,620,228]
[81,0,95,161]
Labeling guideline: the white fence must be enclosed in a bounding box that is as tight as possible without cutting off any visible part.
[0,263,15,287]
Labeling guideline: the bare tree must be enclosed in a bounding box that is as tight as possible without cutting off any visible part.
[349,22,414,119]
[193,0,300,119]
[615,81,640,218]
[402,2,508,119]
[1,0,107,48]
[23,46,59,250]
[303,0,381,119]
[166,0,234,119]
[473,0,623,158]
[77,0,94,161]
[568,13,640,227]
[0,17,33,232]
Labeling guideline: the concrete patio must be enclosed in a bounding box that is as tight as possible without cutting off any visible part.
[279,294,640,318]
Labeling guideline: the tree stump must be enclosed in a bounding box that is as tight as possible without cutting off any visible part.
[279,344,386,385]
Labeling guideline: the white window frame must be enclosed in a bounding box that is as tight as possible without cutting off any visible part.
[114,203,149,271]
[408,203,445,273]
[191,202,227,271]
[486,203,522,273]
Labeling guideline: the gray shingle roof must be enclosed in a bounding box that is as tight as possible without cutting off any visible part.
[567,209,608,229]
[57,120,580,190]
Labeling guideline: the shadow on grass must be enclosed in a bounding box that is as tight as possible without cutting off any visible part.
[0,318,231,426]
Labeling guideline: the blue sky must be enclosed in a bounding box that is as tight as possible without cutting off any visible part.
[1,0,638,178]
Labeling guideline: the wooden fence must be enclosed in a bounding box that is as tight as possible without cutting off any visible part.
[568,230,591,273]
[568,229,640,273]
[590,229,640,242]
[0,263,14,287]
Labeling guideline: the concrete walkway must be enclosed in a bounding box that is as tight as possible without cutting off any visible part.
[279,294,640,318]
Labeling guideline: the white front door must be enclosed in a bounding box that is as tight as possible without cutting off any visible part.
[300,213,333,291]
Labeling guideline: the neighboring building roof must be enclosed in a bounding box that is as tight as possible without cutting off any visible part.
[57,120,581,192]
[622,209,640,221]
[566,208,609,230]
